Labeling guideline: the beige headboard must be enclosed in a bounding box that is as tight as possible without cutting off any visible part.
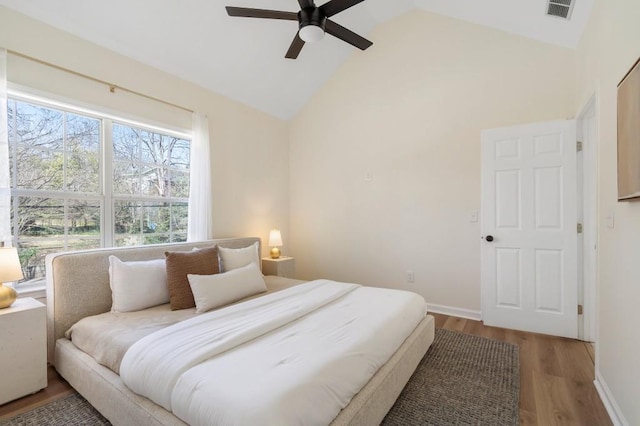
[45,237,261,362]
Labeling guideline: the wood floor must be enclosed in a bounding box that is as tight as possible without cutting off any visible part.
[431,313,611,426]
[0,314,612,425]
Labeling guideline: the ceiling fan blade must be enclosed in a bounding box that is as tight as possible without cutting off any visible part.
[320,0,365,17]
[285,32,306,59]
[225,7,298,21]
[324,20,372,50]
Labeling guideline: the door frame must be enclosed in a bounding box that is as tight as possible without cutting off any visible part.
[576,93,599,343]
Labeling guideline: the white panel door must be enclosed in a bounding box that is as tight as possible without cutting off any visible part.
[481,120,577,338]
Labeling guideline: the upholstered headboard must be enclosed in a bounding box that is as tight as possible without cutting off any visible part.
[45,237,261,362]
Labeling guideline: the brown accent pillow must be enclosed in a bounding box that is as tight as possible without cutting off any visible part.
[165,246,220,310]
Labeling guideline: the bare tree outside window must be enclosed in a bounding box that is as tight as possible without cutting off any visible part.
[112,123,189,247]
[8,97,190,286]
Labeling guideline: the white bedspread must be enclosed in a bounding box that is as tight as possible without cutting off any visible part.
[120,280,426,426]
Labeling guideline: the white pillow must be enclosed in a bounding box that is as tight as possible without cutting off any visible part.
[188,262,267,313]
[108,256,169,313]
[218,242,260,272]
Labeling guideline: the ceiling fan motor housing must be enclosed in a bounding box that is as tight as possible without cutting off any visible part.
[298,7,326,31]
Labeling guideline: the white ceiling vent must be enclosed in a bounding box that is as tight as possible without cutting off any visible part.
[547,0,574,20]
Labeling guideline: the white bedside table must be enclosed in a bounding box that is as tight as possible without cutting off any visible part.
[0,297,47,405]
[262,256,295,278]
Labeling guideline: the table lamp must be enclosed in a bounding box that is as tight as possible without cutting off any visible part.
[268,229,283,259]
[0,246,24,309]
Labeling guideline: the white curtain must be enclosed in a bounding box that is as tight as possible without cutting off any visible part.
[187,112,213,241]
[0,48,11,245]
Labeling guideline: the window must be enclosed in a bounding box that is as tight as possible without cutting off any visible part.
[112,123,190,247]
[7,96,190,287]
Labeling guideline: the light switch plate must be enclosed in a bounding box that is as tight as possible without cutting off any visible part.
[606,211,615,229]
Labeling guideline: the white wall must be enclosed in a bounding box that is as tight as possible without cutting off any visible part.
[0,6,290,254]
[289,11,576,311]
[576,0,640,423]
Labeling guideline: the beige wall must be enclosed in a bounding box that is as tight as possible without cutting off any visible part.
[576,0,640,423]
[289,11,576,311]
[0,6,290,255]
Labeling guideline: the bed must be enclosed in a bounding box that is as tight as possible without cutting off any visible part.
[46,237,435,425]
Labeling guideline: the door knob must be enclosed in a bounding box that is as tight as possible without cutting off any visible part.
[485,235,494,242]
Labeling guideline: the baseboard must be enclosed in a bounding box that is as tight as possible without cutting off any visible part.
[594,369,628,426]
[426,303,482,321]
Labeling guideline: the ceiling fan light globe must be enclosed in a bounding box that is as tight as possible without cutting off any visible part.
[299,25,325,43]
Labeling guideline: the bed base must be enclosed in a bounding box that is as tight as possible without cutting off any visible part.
[55,315,434,426]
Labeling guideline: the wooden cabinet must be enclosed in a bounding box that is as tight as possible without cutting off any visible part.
[261,257,295,278]
[0,297,47,405]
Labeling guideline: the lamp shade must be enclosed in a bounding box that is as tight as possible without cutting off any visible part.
[0,247,24,283]
[268,229,283,247]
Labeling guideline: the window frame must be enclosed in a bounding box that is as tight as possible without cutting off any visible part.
[6,87,192,290]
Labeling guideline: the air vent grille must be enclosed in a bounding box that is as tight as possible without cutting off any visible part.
[547,0,574,19]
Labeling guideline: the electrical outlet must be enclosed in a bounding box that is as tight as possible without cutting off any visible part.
[407,270,415,283]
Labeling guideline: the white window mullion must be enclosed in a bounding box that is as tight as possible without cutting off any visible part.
[62,112,68,250]
[103,119,114,248]
[10,99,18,247]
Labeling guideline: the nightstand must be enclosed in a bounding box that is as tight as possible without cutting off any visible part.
[0,297,47,405]
[262,256,295,278]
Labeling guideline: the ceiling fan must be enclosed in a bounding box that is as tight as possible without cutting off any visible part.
[226,0,373,59]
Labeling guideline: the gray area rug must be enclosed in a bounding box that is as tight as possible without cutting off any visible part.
[0,393,109,426]
[2,329,519,426]
[382,328,520,425]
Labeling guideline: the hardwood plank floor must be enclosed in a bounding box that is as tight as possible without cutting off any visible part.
[432,313,612,426]
[0,314,612,425]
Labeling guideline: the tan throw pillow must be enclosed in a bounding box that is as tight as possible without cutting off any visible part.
[165,246,220,310]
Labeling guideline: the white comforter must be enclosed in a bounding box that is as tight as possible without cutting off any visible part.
[120,280,426,426]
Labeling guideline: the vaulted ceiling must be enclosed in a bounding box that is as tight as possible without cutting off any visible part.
[0,0,593,119]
